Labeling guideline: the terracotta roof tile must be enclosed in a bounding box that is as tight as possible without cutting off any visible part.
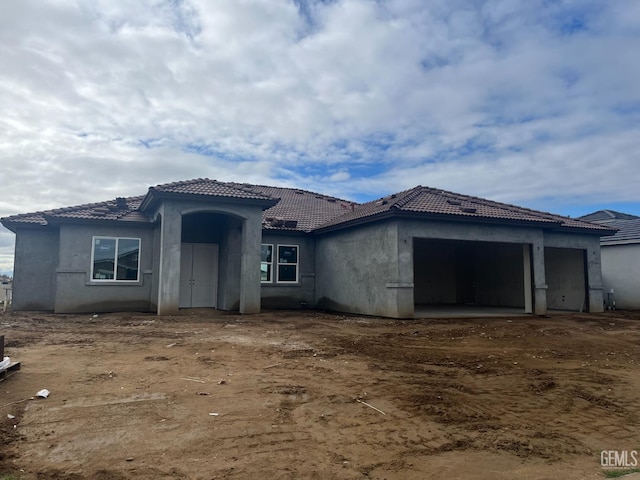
[317,186,615,232]
[226,183,355,232]
[150,178,277,201]
[1,196,146,228]
[1,180,615,235]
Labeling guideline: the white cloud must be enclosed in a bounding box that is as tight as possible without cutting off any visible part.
[1,0,640,272]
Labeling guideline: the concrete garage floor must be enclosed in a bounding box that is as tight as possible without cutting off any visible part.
[414,304,529,318]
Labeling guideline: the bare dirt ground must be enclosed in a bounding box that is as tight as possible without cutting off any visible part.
[1,309,640,479]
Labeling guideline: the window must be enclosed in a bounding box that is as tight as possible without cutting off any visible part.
[277,245,298,283]
[92,237,140,281]
[261,244,273,282]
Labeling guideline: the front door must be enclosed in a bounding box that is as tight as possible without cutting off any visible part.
[179,243,218,308]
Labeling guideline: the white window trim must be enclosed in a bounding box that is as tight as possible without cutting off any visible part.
[276,244,299,284]
[90,236,141,283]
[261,243,274,284]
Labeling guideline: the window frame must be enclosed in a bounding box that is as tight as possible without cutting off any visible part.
[261,243,274,283]
[276,244,299,284]
[90,236,141,283]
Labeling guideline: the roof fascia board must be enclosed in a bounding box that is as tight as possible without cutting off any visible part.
[42,215,155,228]
[601,239,640,246]
[0,221,49,233]
[312,210,566,235]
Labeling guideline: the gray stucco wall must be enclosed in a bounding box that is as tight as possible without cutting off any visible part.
[260,232,315,309]
[601,244,640,309]
[12,228,59,310]
[316,217,605,318]
[54,223,155,313]
[315,220,405,317]
[149,199,263,314]
[217,215,242,311]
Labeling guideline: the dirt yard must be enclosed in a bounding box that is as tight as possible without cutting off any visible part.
[1,309,640,479]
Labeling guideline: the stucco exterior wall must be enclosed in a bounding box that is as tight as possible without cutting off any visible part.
[12,228,59,310]
[601,244,640,309]
[148,199,264,314]
[54,223,155,313]
[315,220,405,317]
[260,232,315,309]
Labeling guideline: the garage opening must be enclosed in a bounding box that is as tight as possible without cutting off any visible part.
[544,247,587,312]
[413,238,532,317]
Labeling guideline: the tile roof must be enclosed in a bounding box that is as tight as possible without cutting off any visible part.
[578,211,640,244]
[579,210,640,222]
[316,186,615,233]
[600,219,640,244]
[149,178,277,202]
[1,196,147,229]
[1,180,615,236]
[226,183,355,232]
[0,181,353,233]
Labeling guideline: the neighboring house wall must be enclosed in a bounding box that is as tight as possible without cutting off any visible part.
[54,224,155,313]
[601,244,640,309]
[12,228,59,310]
[260,233,315,309]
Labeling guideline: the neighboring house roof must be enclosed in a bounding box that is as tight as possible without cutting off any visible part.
[578,210,640,245]
[315,186,614,234]
[579,210,640,222]
[1,179,615,236]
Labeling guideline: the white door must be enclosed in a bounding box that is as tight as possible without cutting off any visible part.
[179,243,218,308]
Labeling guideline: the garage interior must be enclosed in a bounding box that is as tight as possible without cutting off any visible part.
[413,238,532,318]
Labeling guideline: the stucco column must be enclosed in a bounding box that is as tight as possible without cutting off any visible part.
[395,226,415,318]
[523,244,533,314]
[531,241,547,315]
[157,203,182,315]
[586,242,605,313]
[239,211,262,314]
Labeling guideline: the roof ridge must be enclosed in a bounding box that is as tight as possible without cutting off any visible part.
[391,185,424,209]
[226,182,356,205]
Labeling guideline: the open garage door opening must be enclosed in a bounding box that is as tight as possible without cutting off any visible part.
[413,238,533,318]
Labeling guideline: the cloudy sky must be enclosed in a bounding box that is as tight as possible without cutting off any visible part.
[1,0,639,276]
